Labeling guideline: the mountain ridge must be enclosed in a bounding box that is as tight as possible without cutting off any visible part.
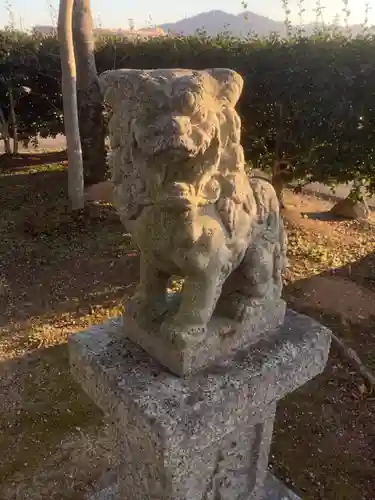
[159,9,370,38]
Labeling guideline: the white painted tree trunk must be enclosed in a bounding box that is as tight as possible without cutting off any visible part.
[58,0,84,210]
[0,105,12,154]
[8,87,18,155]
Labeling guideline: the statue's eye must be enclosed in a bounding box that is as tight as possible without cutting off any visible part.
[184,92,196,113]
[173,91,197,115]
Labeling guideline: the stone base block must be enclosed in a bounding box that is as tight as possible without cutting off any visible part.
[122,298,286,375]
[70,310,330,500]
[89,484,118,500]
[262,473,301,500]
[88,472,301,500]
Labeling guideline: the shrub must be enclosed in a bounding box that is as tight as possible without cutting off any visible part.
[1,29,375,194]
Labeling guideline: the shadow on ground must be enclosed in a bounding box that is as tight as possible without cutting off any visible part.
[0,169,139,329]
[285,251,375,371]
[0,343,116,500]
[0,169,375,499]
[300,210,338,221]
[271,251,375,500]
[0,167,132,498]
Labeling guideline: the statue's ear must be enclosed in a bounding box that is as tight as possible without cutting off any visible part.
[207,68,243,107]
[98,69,139,107]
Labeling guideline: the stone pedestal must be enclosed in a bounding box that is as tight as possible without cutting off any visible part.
[89,472,301,500]
[69,310,331,500]
[122,298,286,376]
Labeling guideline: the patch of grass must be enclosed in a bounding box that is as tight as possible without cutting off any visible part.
[272,351,375,500]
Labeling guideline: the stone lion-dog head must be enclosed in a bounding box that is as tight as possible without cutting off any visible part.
[98,68,245,219]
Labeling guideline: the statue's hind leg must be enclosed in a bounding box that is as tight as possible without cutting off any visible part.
[215,219,286,322]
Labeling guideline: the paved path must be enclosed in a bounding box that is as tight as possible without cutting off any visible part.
[298,181,375,208]
[252,170,375,208]
[0,135,66,154]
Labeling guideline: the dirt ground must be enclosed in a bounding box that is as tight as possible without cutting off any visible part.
[0,160,374,499]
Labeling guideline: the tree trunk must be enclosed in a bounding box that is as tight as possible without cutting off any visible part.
[58,0,84,210]
[0,105,12,154]
[72,0,107,186]
[8,88,18,155]
[3,138,12,154]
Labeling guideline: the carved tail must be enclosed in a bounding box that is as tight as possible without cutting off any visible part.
[248,176,288,295]
[274,215,288,290]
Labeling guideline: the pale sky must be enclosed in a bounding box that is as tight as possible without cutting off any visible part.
[1,0,374,30]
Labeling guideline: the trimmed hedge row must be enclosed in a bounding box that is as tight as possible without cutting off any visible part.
[1,30,375,192]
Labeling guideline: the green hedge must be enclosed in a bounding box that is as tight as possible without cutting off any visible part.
[1,30,375,193]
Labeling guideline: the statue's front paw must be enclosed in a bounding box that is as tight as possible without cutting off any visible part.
[126,294,168,324]
[159,320,207,349]
[125,294,144,320]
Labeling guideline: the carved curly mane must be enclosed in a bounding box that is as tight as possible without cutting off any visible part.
[99,68,252,232]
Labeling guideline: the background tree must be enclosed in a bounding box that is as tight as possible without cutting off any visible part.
[58,0,84,210]
[2,27,375,210]
[0,30,37,155]
[72,0,107,186]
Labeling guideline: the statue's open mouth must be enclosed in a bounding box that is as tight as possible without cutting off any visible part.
[130,127,220,211]
[152,137,204,161]
[138,122,218,161]
[156,125,218,160]
[153,133,221,209]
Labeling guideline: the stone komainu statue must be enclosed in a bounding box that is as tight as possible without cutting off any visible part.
[99,68,287,342]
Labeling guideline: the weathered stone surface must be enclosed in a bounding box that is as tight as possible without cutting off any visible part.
[98,68,287,358]
[122,298,286,375]
[70,310,331,500]
[88,472,302,500]
[87,472,301,500]
[331,197,369,220]
[111,404,276,500]
[261,474,302,500]
[88,485,119,500]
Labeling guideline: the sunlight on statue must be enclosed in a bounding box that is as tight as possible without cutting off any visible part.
[99,68,287,347]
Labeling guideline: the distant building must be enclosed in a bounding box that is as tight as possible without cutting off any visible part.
[32,25,167,39]
[32,25,56,36]
[94,27,166,38]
